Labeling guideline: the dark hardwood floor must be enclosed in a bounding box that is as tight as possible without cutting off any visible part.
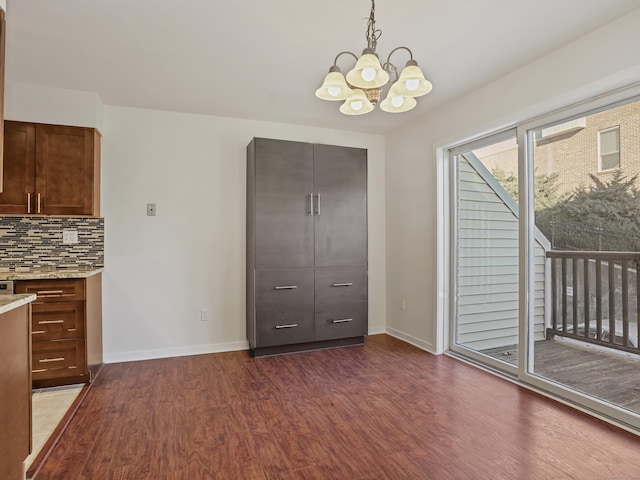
[36,334,640,479]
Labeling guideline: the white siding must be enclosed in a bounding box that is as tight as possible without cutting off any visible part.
[457,156,547,351]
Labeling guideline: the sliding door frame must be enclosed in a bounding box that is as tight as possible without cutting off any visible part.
[441,81,640,434]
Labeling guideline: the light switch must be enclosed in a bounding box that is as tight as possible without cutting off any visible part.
[147,203,157,216]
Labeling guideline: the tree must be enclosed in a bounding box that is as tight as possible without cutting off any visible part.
[536,171,640,251]
[491,166,565,211]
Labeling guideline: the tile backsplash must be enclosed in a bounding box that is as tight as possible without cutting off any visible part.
[0,216,104,270]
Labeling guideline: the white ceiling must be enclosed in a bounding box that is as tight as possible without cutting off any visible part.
[5,0,640,134]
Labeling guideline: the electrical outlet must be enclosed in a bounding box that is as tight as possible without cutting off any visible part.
[400,298,406,311]
[147,203,157,216]
[200,308,209,322]
[62,230,79,244]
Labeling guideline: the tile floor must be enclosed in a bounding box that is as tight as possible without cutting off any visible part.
[25,384,84,470]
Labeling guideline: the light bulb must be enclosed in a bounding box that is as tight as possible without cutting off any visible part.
[391,96,404,108]
[361,68,376,82]
[405,79,420,91]
[327,86,341,97]
[351,101,363,111]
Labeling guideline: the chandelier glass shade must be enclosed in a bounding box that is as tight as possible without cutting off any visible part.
[315,0,432,115]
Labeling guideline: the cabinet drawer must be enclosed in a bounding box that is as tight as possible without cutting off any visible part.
[31,301,84,341]
[32,339,86,381]
[255,268,314,306]
[315,302,367,341]
[315,267,367,304]
[16,279,85,302]
[256,305,314,348]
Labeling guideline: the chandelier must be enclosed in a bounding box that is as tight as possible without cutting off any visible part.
[315,0,432,115]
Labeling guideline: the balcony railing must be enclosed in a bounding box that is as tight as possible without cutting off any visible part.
[547,250,640,355]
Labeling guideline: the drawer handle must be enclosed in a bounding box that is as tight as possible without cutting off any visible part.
[36,290,65,295]
[32,330,46,335]
[332,318,353,324]
[274,285,298,290]
[275,324,298,329]
[38,319,65,325]
[32,368,47,373]
[332,283,353,287]
[39,357,65,363]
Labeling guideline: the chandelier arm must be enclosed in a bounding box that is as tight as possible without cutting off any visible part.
[385,46,414,66]
[333,51,359,67]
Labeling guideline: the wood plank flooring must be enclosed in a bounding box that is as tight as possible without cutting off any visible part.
[36,334,640,479]
[484,338,640,413]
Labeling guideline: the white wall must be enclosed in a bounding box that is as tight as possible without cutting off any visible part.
[385,8,640,353]
[102,106,386,362]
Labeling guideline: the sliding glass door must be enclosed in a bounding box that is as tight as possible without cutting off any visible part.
[450,131,520,372]
[448,88,640,431]
[526,97,640,422]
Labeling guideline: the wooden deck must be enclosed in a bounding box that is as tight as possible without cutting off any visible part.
[483,338,640,414]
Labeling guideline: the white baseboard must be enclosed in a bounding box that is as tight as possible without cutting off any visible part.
[104,340,250,364]
[385,327,437,354]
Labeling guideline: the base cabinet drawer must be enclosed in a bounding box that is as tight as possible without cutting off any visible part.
[315,302,367,342]
[32,339,86,381]
[256,305,315,347]
[16,278,85,302]
[31,301,84,341]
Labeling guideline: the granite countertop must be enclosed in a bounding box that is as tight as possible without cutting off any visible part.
[0,294,37,315]
[0,267,104,281]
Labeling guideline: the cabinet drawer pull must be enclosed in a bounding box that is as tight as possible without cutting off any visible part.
[38,319,65,325]
[37,192,42,213]
[36,290,65,295]
[275,324,298,329]
[39,357,64,363]
[32,368,47,373]
[331,318,353,324]
[274,285,297,290]
[332,283,353,287]
[27,193,32,213]
[32,330,46,335]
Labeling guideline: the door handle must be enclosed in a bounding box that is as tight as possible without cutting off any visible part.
[332,283,353,287]
[275,324,298,329]
[315,194,321,215]
[309,193,314,215]
[274,285,298,290]
[27,193,32,213]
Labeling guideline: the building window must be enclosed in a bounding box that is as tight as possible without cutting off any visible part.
[598,126,620,171]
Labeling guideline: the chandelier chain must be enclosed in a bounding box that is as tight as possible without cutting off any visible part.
[366,0,382,51]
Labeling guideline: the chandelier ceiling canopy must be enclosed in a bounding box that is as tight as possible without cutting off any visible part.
[315,0,432,115]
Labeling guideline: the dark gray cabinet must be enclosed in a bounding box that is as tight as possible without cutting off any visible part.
[246,137,367,356]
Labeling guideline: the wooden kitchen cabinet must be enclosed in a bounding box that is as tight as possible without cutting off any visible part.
[0,303,32,480]
[16,274,103,388]
[0,121,101,216]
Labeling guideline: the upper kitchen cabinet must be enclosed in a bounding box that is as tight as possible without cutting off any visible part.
[0,121,101,216]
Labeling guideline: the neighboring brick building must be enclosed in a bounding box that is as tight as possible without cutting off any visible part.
[476,99,640,196]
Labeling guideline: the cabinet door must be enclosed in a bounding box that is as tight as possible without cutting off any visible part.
[253,138,314,268]
[35,124,96,215]
[0,121,36,214]
[313,144,367,267]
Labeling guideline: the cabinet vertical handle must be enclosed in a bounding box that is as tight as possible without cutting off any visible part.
[37,193,42,213]
[309,193,314,215]
[27,193,31,213]
[316,194,321,215]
